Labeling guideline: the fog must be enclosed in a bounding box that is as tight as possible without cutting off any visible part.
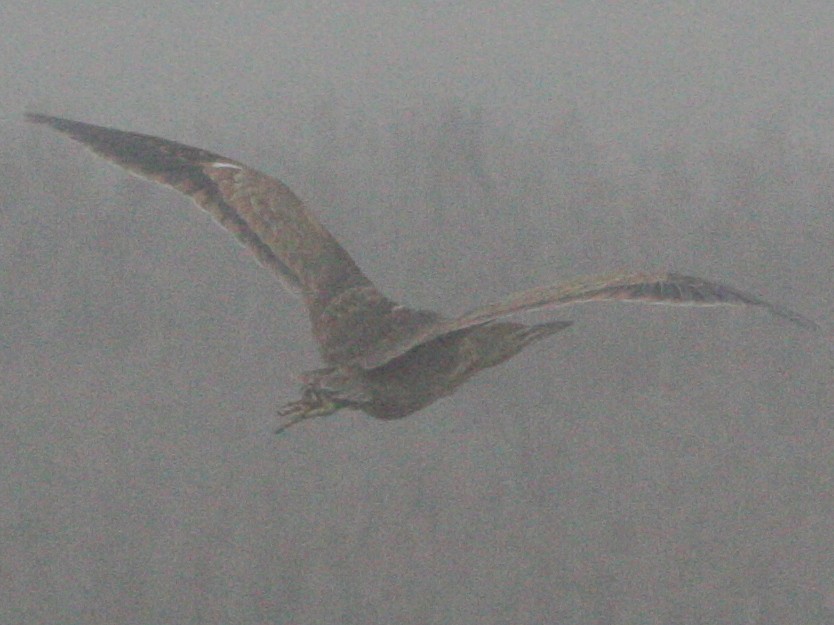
[2,3,833,623]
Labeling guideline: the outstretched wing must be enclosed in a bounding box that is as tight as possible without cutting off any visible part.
[357,271,817,369]
[25,113,373,315]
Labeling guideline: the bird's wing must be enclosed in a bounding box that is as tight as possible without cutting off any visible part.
[357,271,817,369]
[25,114,373,312]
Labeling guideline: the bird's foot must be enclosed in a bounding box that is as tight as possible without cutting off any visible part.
[275,387,340,434]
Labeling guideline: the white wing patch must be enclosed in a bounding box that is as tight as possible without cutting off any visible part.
[210,161,242,170]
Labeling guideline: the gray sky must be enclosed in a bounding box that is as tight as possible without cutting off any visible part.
[2,3,833,624]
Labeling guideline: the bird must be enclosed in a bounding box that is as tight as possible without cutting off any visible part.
[26,113,817,434]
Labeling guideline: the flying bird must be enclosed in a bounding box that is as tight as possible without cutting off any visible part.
[26,113,817,434]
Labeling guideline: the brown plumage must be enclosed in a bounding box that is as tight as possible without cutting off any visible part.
[26,113,817,433]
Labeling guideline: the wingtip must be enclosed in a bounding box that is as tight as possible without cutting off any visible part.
[753,296,819,331]
[25,113,86,135]
[25,112,56,125]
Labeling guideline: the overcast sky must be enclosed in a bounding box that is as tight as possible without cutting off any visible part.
[2,3,833,624]
[5,3,834,149]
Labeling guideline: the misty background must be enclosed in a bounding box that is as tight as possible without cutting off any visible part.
[2,2,833,623]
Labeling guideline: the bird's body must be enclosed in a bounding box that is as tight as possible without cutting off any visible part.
[288,319,572,423]
[26,113,817,433]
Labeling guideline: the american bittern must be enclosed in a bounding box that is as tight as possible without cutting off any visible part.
[26,114,817,434]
